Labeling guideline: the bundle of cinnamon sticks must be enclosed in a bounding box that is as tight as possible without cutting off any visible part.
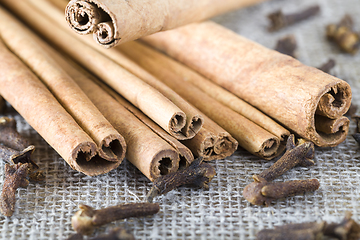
[0,0,351,181]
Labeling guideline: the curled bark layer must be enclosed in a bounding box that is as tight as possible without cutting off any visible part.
[143,21,352,147]
[65,0,266,47]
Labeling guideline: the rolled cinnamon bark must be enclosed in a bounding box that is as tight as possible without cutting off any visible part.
[14,0,235,161]
[0,39,122,176]
[64,0,266,47]
[118,40,290,146]
[97,76,237,161]
[1,0,195,141]
[143,21,352,147]
[118,41,282,160]
[44,44,183,181]
[0,6,125,164]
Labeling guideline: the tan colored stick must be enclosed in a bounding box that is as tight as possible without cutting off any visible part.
[0,39,121,176]
[119,41,283,160]
[142,21,352,147]
[119,40,290,145]
[1,0,194,141]
[64,0,266,47]
[29,0,204,141]
[24,0,236,160]
[0,6,125,164]
[43,44,183,181]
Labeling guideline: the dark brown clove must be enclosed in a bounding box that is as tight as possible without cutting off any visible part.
[0,144,44,181]
[243,176,320,206]
[89,227,135,240]
[256,134,315,182]
[0,163,29,217]
[256,221,325,240]
[71,203,160,235]
[274,34,297,58]
[146,157,216,202]
[0,117,30,150]
[323,212,360,240]
[0,96,5,113]
[0,117,44,181]
[317,59,336,74]
[326,14,360,54]
[267,5,320,32]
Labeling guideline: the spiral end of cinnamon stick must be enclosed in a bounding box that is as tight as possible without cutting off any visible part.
[150,149,180,182]
[70,141,123,176]
[66,0,117,47]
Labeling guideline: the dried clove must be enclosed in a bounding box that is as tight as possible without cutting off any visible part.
[0,117,44,181]
[0,96,5,113]
[146,157,216,202]
[323,212,360,240]
[317,59,336,74]
[256,134,315,182]
[89,227,135,240]
[274,34,297,58]
[0,163,29,216]
[243,176,320,206]
[267,5,320,32]
[0,117,30,150]
[256,221,325,240]
[326,14,360,54]
[71,203,160,235]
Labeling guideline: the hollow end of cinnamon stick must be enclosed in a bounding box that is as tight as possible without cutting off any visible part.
[150,149,180,181]
[66,0,118,47]
[98,134,126,162]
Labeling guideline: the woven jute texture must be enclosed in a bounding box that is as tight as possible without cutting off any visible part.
[1,0,360,239]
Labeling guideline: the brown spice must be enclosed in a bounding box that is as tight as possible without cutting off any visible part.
[326,14,360,54]
[317,59,336,74]
[267,5,320,32]
[0,117,44,181]
[147,157,216,202]
[71,203,160,235]
[89,228,135,240]
[274,34,297,58]
[243,176,320,206]
[0,163,29,217]
[256,221,325,240]
[323,212,360,240]
[256,134,315,182]
[0,96,5,113]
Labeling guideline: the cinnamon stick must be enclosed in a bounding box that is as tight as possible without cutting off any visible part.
[119,41,290,145]
[118,41,284,160]
[22,0,237,161]
[0,38,121,176]
[1,0,199,141]
[43,44,185,181]
[64,0,266,47]
[143,21,352,147]
[0,6,126,165]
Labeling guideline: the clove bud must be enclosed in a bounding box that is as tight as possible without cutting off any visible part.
[0,163,29,216]
[274,34,297,58]
[243,176,320,206]
[268,5,320,32]
[147,157,216,202]
[71,203,160,235]
[256,134,315,182]
[326,14,360,54]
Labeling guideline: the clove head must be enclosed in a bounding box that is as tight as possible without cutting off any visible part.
[72,204,97,236]
[243,176,271,206]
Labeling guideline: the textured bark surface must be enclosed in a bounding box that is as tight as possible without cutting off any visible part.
[0,7,125,164]
[1,0,190,141]
[143,21,352,147]
[0,39,120,176]
[65,0,266,47]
